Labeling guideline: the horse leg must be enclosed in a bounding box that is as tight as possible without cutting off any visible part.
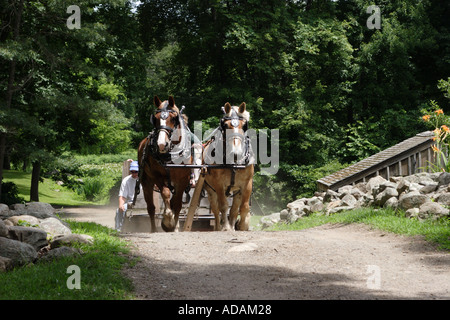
[161,186,175,232]
[237,186,252,231]
[170,187,185,232]
[206,188,221,231]
[142,182,157,233]
[218,192,231,231]
[228,193,242,231]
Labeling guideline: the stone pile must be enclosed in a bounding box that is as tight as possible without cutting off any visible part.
[0,202,93,272]
[260,172,450,229]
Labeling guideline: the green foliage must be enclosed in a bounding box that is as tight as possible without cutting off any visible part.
[0,220,134,300]
[0,181,25,205]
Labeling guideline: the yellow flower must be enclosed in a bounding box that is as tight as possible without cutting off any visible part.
[435,109,444,115]
[422,115,431,121]
[432,145,440,153]
[442,125,450,133]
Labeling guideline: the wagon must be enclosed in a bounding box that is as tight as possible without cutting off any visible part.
[120,161,240,232]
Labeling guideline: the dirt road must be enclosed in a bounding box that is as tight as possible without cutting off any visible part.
[59,206,449,300]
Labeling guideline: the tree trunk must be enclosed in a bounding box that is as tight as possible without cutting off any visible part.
[30,161,41,202]
[0,0,24,198]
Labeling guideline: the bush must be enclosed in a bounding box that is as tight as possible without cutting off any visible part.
[77,177,106,201]
[0,181,25,205]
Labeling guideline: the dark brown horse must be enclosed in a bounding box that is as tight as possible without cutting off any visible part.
[138,96,191,232]
[203,102,254,231]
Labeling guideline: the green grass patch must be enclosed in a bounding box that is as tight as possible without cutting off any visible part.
[262,208,450,250]
[0,221,135,300]
[3,170,99,206]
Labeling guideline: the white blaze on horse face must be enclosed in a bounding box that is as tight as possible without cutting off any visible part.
[232,127,243,155]
[157,119,169,153]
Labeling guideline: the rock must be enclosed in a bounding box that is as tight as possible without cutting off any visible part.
[310,201,324,213]
[38,217,72,238]
[396,178,411,194]
[419,202,449,218]
[260,212,281,229]
[0,219,8,237]
[375,187,398,206]
[0,237,38,266]
[39,246,82,262]
[438,172,450,186]
[366,176,387,194]
[436,193,450,206]
[0,204,11,219]
[323,189,339,203]
[419,183,438,194]
[341,194,357,208]
[405,208,419,219]
[383,197,398,209]
[328,206,352,215]
[0,256,13,272]
[398,193,430,211]
[279,209,299,224]
[8,226,48,251]
[6,215,40,227]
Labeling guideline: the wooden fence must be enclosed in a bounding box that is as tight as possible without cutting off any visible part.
[317,131,437,192]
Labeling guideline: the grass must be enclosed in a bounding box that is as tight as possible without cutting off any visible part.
[0,221,135,300]
[3,170,99,206]
[261,207,450,250]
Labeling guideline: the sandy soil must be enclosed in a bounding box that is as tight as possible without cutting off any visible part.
[58,206,449,300]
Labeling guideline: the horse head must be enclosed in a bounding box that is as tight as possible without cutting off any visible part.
[151,96,181,154]
[221,102,249,164]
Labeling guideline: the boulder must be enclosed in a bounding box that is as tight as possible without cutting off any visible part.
[375,187,398,206]
[438,172,450,186]
[11,202,56,219]
[0,256,13,272]
[8,226,48,251]
[366,176,387,194]
[7,215,40,227]
[419,202,450,218]
[260,212,281,229]
[38,217,72,238]
[398,193,430,211]
[0,204,11,219]
[436,193,450,206]
[39,246,82,262]
[0,219,8,238]
[0,237,38,266]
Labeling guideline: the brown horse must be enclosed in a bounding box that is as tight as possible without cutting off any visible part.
[203,102,254,231]
[138,96,191,232]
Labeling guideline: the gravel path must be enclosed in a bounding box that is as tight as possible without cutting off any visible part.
[58,206,449,300]
[121,224,449,300]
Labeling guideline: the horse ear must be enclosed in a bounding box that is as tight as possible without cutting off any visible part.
[224,102,232,114]
[154,96,161,107]
[239,102,246,113]
[168,96,175,107]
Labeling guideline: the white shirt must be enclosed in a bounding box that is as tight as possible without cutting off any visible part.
[119,175,143,202]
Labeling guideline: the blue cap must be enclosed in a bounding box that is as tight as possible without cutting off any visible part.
[130,161,139,171]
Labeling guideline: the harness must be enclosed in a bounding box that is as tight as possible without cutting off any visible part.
[134,105,193,203]
[204,108,253,197]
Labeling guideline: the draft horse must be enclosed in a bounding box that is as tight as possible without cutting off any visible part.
[203,102,254,231]
[138,96,191,232]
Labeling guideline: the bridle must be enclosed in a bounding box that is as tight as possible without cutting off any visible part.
[150,106,180,140]
[220,107,248,144]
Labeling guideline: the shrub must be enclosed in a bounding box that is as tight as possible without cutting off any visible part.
[0,181,25,205]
